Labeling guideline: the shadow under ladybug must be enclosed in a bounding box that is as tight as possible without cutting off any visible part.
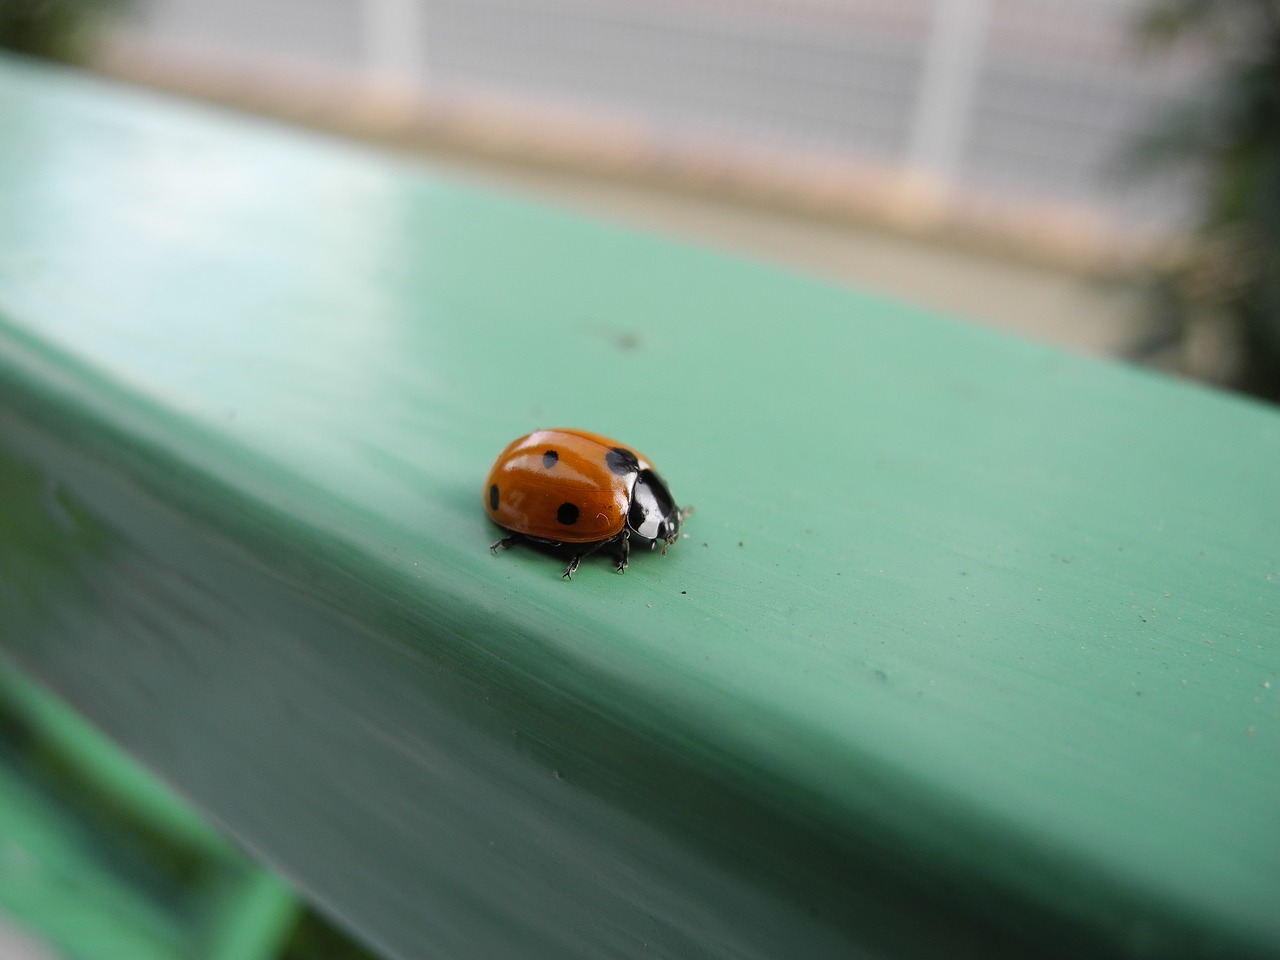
[484,429,691,579]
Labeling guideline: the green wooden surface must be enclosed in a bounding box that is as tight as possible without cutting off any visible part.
[0,55,1278,959]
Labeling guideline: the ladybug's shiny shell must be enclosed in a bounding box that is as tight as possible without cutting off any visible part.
[484,428,685,577]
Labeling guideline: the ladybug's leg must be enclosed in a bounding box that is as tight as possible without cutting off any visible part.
[490,533,526,554]
[562,538,612,579]
[615,531,630,573]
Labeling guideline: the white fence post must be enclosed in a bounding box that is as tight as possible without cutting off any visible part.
[907,0,991,187]
[362,0,428,86]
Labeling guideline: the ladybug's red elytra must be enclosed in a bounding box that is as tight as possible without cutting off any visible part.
[484,428,688,579]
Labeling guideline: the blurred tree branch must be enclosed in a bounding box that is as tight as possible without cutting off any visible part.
[1,0,133,63]
[1129,0,1280,400]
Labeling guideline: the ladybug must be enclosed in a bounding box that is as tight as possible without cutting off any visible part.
[484,428,688,578]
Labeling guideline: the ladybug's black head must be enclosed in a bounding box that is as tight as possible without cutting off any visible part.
[627,470,683,551]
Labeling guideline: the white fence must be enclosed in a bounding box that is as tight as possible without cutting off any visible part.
[122,0,1207,229]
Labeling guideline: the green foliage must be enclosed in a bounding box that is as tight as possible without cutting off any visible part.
[1130,0,1280,400]
[0,0,132,63]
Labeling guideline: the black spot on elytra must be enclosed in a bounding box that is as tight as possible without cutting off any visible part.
[606,447,640,476]
[557,502,580,525]
[489,484,499,511]
[543,449,559,469]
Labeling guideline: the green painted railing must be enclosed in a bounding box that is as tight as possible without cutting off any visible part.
[0,658,301,960]
[1,55,1277,960]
